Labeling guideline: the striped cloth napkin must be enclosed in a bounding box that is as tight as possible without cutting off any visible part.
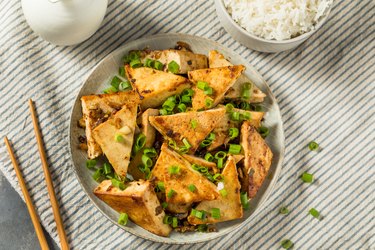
[0,0,374,249]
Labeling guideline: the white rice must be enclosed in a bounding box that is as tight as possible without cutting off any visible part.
[223,0,333,41]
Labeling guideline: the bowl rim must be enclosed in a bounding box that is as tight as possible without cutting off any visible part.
[68,32,285,244]
[216,0,333,44]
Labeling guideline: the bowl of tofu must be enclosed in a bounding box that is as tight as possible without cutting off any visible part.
[69,33,284,244]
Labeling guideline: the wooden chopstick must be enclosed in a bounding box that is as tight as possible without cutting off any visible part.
[28,99,69,250]
[3,137,49,250]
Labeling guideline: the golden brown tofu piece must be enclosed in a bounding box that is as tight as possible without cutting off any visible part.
[188,156,243,225]
[188,65,245,110]
[81,91,139,159]
[142,49,208,74]
[208,50,266,103]
[240,121,273,198]
[125,65,191,110]
[151,144,219,204]
[208,107,264,151]
[149,108,226,153]
[182,154,219,173]
[92,94,140,177]
[128,109,159,180]
[94,180,172,237]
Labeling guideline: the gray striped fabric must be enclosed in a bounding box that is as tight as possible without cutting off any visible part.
[0,0,374,249]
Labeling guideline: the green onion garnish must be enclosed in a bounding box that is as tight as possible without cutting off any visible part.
[211,208,221,219]
[301,172,314,183]
[219,189,228,197]
[168,60,180,74]
[197,224,208,232]
[133,133,146,153]
[197,81,208,90]
[228,127,239,140]
[241,82,253,100]
[213,173,224,182]
[198,166,208,173]
[182,88,194,96]
[163,215,173,224]
[214,151,227,159]
[162,98,176,112]
[114,133,125,143]
[281,239,294,249]
[153,60,164,70]
[225,103,235,112]
[309,208,320,219]
[141,155,153,168]
[103,86,118,94]
[159,109,169,115]
[279,207,289,215]
[204,87,213,95]
[308,141,319,151]
[92,168,104,182]
[191,119,198,129]
[182,138,192,149]
[177,103,187,112]
[217,158,224,169]
[169,165,180,175]
[86,159,97,169]
[157,181,165,192]
[172,217,178,228]
[205,98,213,108]
[167,189,176,198]
[119,67,125,77]
[111,178,126,190]
[103,163,112,175]
[168,139,178,150]
[241,111,251,121]
[188,184,197,192]
[194,210,204,219]
[239,101,251,110]
[200,139,212,147]
[119,81,132,91]
[204,152,214,162]
[207,133,215,141]
[228,144,242,154]
[118,213,128,226]
[254,105,263,111]
[190,208,197,217]
[240,192,249,210]
[192,164,200,171]
[144,58,154,67]
[231,111,240,121]
[143,147,157,158]
[110,76,122,89]
[259,126,270,138]
[162,202,168,209]
[130,58,142,68]
[181,95,191,104]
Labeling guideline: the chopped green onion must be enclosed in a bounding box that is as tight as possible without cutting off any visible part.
[144,58,154,67]
[281,239,294,249]
[181,95,191,104]
[172,217,178,228]
[301,172,314,183]
[254,105,263,112]
[144,168,151,179]
[103,86,118,94]
[309,208,320,219]
[111,178,126,190]
[103,163,112,175]
[182,88,194,96]
[168,60,180,74]
[143,147,157,158]
[205,98,213,108]
[188,184,197,192]
[207,133,216,141]
[114,133,125,143]
[130,58,142,68]
[259,126,270,138]
[119,81,132,91]
[197,224,208,232]
[308,141,319,151]
[225,103,235,112]
[111,76,122,89]
[240,192,250,210]
[239,101,251,110]
[228,144,242,154]
[86,159,97,169]
[118,213,128,226]
[194,210,204,219]
[119,67,125,77]
[167,189,176,198]
[182,138,192,149]
[197,81,208,90]
[279,207,289,215]
[162,202,168,209]
[204,173,215,182]
[169,165,180,175]
[141,155,153,168]
[162,98,176,112]
[230,111,240,121]
[190,208,197,217]
[204,87,213,95]
[92,168,104,182]
[241,82,253,100]
[191,119,198,129]
[157,181,165,192]
[241,111,251,121]
[204,153,214,162]
[192,164,200,171]
[163,215,173,224]
[159,109,169,115]
[217,158,224,169]
[134,133,146,153]
[178,146,189,154]
[198,167,208,173]
[214,151,227,159]
[177,103,187,112]
[211,208,221,219]
[168,140,178,150]
[219,189,228,197]
[153,60,164,70]
[229,127,239,140]
[213,173,224,182]
[200,139,212,147]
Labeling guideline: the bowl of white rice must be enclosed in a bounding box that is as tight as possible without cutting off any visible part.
[215,0,333,53]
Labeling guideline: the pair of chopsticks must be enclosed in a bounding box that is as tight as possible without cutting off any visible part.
[4,99,69,250]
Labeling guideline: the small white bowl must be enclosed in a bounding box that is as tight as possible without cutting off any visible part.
[215,0,333,53]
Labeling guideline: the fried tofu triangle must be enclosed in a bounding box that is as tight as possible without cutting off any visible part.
[94,180,172,237]
[188,156,243,225]
[92,91,140,177]
[240,122,273,198]
[81,91,139,159]
[125,65,191,110]
[208,50,266,103]
[152,144,219,204]
[188,65,245,111]
[149,108,226,153]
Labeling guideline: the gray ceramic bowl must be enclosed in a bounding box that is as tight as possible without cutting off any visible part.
[215,0,333,53]
[69,33,285,244]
